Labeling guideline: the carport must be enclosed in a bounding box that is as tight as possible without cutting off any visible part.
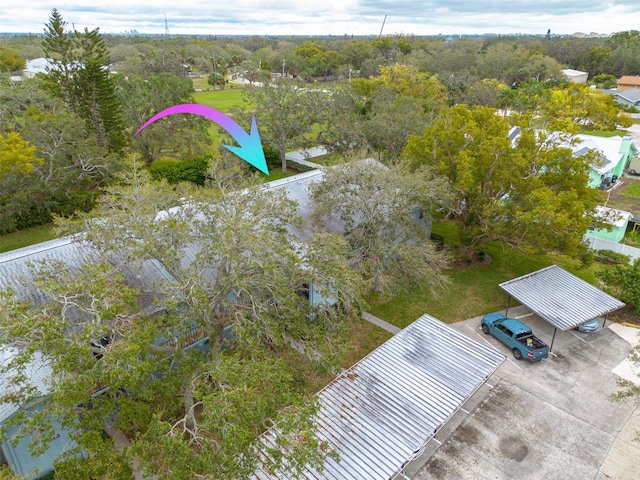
[253,314,505,480]
[499,265,626,352]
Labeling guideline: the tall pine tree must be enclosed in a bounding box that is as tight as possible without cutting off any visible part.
[42,9,126,154]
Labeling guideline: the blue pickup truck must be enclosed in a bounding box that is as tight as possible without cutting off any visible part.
[481,313,549,361]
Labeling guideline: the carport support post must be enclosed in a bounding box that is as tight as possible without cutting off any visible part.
[549,327,557,353]
[505,295,511,317]
[602,314,608,329]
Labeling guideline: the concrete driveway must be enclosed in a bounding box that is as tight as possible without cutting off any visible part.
[404,307,640,480]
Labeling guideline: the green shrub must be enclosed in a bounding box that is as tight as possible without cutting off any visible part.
[149,158,180,183]
[263,143,281,170]
[53,190,98,217]
[595,249,631,264]
[174,156,209,185]
[149,156,209,185]
[0,188,97,234]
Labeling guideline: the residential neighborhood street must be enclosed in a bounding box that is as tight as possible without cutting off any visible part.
[399,308,640,480]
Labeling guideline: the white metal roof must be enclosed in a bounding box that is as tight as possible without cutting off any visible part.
[0,348,51,423]
[574,134,630,175]
[562,68,588,78]
[593,206,632,228]
[499,265,625,331]
[254,314,505,480]
[0,236,95,306]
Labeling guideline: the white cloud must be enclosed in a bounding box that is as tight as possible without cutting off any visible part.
[3,1,639,35]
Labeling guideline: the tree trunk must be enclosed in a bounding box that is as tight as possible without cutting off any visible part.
[104,425,151,480]
[183,385,196,434]
[280,145,287,173]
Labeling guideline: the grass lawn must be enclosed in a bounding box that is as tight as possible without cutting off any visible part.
[580,129,626,137]
[0,224,57,253]
[192,88,248,113]
[192,88,252,146]
[366,221,599,328]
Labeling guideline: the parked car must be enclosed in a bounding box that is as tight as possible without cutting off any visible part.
[577,318,599,333]
[627,169,640,177]
[481,313,549,361]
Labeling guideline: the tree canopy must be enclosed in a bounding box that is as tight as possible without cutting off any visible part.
[240,78,327,172]
[1,162,364,479]
[402,105,605,255]
[310,158,452,295]
[42,9,126,154]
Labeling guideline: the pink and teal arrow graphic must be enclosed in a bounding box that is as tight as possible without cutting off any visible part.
[135,103,268,175]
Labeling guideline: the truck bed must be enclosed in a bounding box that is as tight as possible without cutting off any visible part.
[516,333,546,351]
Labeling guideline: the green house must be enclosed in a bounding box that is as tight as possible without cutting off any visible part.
[574,134,639,188]
[586,206,632,243]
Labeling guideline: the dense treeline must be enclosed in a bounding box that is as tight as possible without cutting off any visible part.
[2,29,639,81]
[0,15,638,235]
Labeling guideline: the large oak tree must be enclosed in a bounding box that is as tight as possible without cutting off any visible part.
[0,161,363,479]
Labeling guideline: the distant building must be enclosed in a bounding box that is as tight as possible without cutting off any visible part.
[617,75,640,91]
[603,88,640,108]
[562,69,588,84]
[22,58,56,78]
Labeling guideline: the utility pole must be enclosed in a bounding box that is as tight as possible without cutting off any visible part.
[282,58,286,78]
[164,14,169,37]
[378,14,387,38]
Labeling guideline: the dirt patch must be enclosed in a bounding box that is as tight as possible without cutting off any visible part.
[610,305,640,326]
[604,177,640,215]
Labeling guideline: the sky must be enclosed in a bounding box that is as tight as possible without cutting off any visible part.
[2,1,640,37]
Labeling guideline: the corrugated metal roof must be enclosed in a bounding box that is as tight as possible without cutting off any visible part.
[0,236,175,315]
[0,348,51,423]
[254,314,505,480]
[499,265,625,331]
[0,236,96,306]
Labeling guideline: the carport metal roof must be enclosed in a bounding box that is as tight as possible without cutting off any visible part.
[253,314,505,480]
[499,265,625,332]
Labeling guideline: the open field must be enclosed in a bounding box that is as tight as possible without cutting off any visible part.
[192,88,248,112]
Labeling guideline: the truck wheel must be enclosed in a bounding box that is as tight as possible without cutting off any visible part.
[512,348,522,360]
[481,324,490,335]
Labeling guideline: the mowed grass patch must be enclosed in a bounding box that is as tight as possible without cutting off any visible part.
[192,88,248,113]
[192,88,253,146]
[342,319,393,368]
[620,181,640,198]
[0,224,57,253]
[367,221,597,327]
